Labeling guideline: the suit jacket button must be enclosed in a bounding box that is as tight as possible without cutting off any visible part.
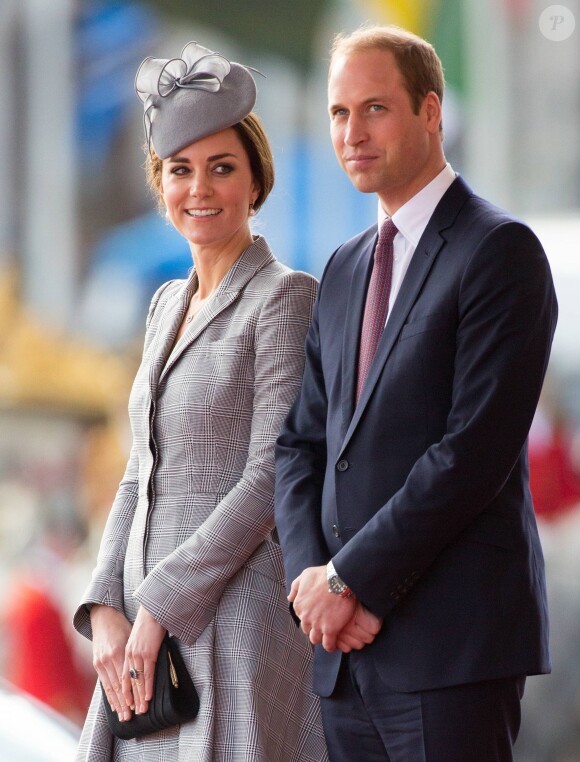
[336,459,349,472]
[332,524,341,538]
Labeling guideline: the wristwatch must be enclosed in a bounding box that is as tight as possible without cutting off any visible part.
[327,561,353,598]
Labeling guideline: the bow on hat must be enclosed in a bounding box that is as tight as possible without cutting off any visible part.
[135,42,232,151]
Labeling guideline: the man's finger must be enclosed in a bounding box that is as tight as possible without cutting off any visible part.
[288,576,301,602]
[321,631,338,652]
[337,632,367,651]
[309,626,324,646]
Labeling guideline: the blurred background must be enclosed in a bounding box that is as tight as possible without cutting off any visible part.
[0,0,579,759]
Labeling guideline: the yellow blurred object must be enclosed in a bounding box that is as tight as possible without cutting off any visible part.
[0,268,132,417]
[354,0,438,35]
[80,420,129,527]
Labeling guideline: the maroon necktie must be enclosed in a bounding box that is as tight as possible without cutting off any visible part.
[356,218,398,403]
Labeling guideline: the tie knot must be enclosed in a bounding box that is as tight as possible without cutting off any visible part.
[378,217,398,246]
[374,218,398,262]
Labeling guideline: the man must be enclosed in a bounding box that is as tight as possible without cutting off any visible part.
[275,25,557,761]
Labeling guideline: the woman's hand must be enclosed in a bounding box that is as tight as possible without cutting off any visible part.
[90,604,133,721]
[122,605,166,715]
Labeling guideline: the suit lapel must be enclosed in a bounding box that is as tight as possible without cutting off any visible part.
[339,176,472,455]
[340,229,377,433]
[158,236,275,384]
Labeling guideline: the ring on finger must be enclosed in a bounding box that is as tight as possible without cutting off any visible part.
[129,667,144,680]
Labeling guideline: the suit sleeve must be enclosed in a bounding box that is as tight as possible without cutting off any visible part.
[275,290,331,591]
[333,222,558,616]
[132,272,318,645]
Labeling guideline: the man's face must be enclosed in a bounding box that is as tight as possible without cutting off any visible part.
[328,48,440,214]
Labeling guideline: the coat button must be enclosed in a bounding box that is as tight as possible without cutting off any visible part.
[336,459,349,472]
[332,524,341,538]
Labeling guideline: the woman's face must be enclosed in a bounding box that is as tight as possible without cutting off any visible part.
[160,127,259,251]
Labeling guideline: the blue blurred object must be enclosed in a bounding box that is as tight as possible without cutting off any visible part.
[78,210,190,347]
[75,0,157,163]
[91,209,190,283]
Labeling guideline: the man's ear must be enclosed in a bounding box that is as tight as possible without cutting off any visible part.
[422,91,442,135]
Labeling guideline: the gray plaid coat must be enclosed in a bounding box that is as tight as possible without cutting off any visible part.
[73,237,328,761]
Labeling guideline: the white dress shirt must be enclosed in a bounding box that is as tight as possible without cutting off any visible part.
[378,163,456,322]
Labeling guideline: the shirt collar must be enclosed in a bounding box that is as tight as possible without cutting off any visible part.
[378,163,456,247]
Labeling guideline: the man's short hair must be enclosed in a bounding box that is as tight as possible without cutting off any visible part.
[330,25,445,132]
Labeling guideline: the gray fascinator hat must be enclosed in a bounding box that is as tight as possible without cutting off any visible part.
[135,42,258,160]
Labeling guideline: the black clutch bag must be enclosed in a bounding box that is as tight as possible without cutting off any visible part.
[102,634,199,740]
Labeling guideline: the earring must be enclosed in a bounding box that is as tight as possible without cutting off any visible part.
[249,202,256,216]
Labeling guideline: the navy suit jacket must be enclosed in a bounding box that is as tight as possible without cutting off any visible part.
[275,177,558,697]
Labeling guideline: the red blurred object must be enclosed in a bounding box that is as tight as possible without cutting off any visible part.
[4,574,92,724]
[529,423,580,521]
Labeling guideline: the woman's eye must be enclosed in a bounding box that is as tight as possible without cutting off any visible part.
[171,165,189,176]
[214,163,234,175]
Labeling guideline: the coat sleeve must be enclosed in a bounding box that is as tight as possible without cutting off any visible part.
[73,281,175,639]
[333,221,558,616]
[132,271,318,645]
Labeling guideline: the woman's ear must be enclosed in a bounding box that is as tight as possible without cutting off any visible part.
[250,183,260,208]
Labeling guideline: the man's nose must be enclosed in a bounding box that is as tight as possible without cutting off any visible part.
[344,115,367,145]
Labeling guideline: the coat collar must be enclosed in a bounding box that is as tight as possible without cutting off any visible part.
[149,235,275,389]
[339,176,473,455]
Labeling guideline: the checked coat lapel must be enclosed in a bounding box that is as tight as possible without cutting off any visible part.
[339,177,471,458]
[147,238,276,395]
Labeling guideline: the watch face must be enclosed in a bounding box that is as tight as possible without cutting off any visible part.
[328,575,346,594]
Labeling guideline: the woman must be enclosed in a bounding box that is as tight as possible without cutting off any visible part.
[74,42,327,761]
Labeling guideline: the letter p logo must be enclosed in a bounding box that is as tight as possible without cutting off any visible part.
[539,6,575,40]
